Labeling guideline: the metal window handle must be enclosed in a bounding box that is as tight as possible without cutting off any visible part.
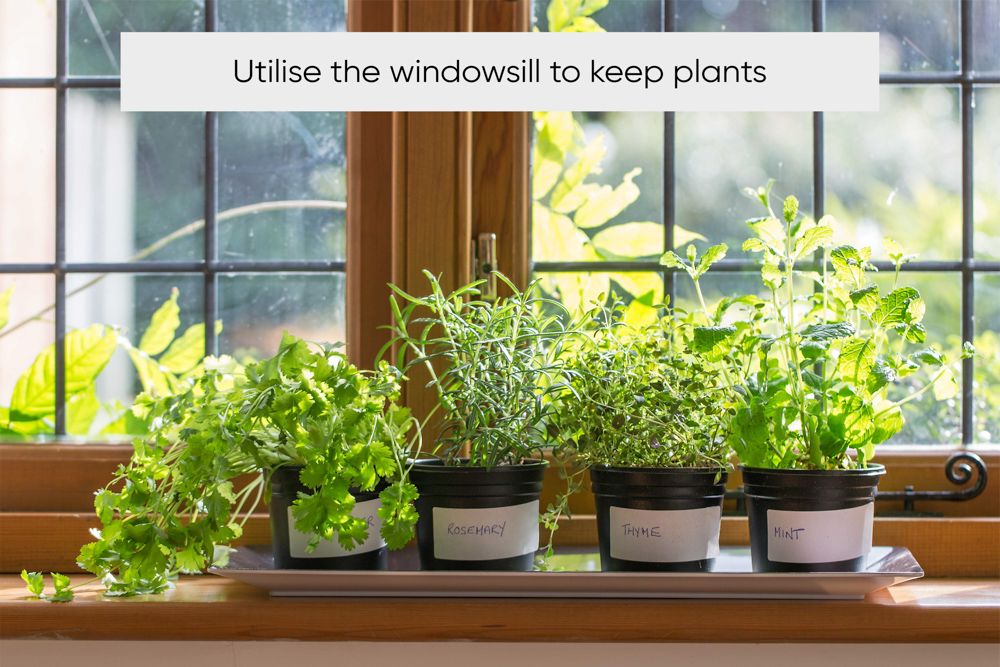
[474,233,498,300]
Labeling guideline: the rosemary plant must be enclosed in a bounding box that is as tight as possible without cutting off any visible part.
[385,271,574,468]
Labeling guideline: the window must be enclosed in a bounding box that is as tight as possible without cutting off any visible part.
[531,0,1000,447]
[0,0,348,437]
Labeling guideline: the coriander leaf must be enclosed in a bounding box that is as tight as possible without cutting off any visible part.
[20,570,44,597]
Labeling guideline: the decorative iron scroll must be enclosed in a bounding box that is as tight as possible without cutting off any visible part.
[875,451,989,514]
[724,452,989,516]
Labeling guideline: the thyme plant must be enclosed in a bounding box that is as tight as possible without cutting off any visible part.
[385,271,573,468]
[553,301,731,469]
[664,182,973,470]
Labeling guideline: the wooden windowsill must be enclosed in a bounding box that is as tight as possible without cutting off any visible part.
[1,575,997,643]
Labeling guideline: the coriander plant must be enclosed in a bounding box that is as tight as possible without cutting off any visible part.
[553,300,731,469]
[385,271,573,468]
[77,334,418,597]
[663,182,972,470]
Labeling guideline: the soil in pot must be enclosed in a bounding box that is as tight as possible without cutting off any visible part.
[742,464,886,573]
[410,458,547,571]
[269,466,389,570]
[590,466,728,572]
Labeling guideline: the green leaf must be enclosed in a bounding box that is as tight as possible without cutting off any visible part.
[695,243,728,278]
[794,224,833,259]
[867,359,897,393]
[66,389,100,436]
[691,325,737,361]
[139,288,180,356]
[871,401,904,445]
[128,348,174,397]
[838,337,876,385]
[548,135,606,210]
[0,285,13,331]
[912,348,945,367]
[800,321,855,341]
[592,222,663,258]
[849,285,880,314]
[961,341,976,359]
[782,195,799,223]
[747,216,786,254]
[159,323,216,374]
[761,258,783,290]
[21,570,44,597]
[658,250,686,270]
[573,168,641,229]
[831,245,867,286]
[871,287,920,328]
[10,325,118,419]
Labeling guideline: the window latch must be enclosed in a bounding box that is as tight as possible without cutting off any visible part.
[473,232,498,300]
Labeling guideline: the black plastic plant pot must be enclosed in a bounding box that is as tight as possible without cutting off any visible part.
[590,465,728,572]
[742,464,886,573]
[268,466,388,570]
[409,458,548,571]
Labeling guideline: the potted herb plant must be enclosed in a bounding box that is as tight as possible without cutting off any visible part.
[384,271,572,571]
[665,182,971,572]
[553,301,731,572]
[77,334,419,596]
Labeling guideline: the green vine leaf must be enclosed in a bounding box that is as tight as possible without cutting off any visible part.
[139,288,180,356]
[573,168,641,229]
[9,325,117,420]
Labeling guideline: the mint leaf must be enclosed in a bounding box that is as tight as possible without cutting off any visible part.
[800,321,855,341]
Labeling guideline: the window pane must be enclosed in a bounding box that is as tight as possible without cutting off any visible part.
[676,112,812,255]
[0,273,54,437]
[826,0,960,72]
[533,0,661,32]
[975,86,1000,261]
[66,89,204,262]
[68,0,204,76]
[0,89,54,263]
[65,273,203,436]
[972,0,1000,74]
[0,0,56,77]
[218,112,346,262]
[219,273,345,358]
[974,274,1000,444]
[219,0,346,31]
[826,86,961,260]
[675,0,810,31]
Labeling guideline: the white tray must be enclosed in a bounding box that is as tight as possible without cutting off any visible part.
[210,546,923,600]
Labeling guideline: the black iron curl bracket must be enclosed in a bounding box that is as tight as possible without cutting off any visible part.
[723,452,989,516]
[875,451,989,515]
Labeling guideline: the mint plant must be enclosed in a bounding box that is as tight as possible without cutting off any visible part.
[385,271,573,468]
[663,182,972,470]
[76,333,418,596]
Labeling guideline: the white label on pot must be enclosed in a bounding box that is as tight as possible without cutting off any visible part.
[432,501,539,561]
[609,505,722,563]
[287,498,385,558]
[766,503,874,564]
